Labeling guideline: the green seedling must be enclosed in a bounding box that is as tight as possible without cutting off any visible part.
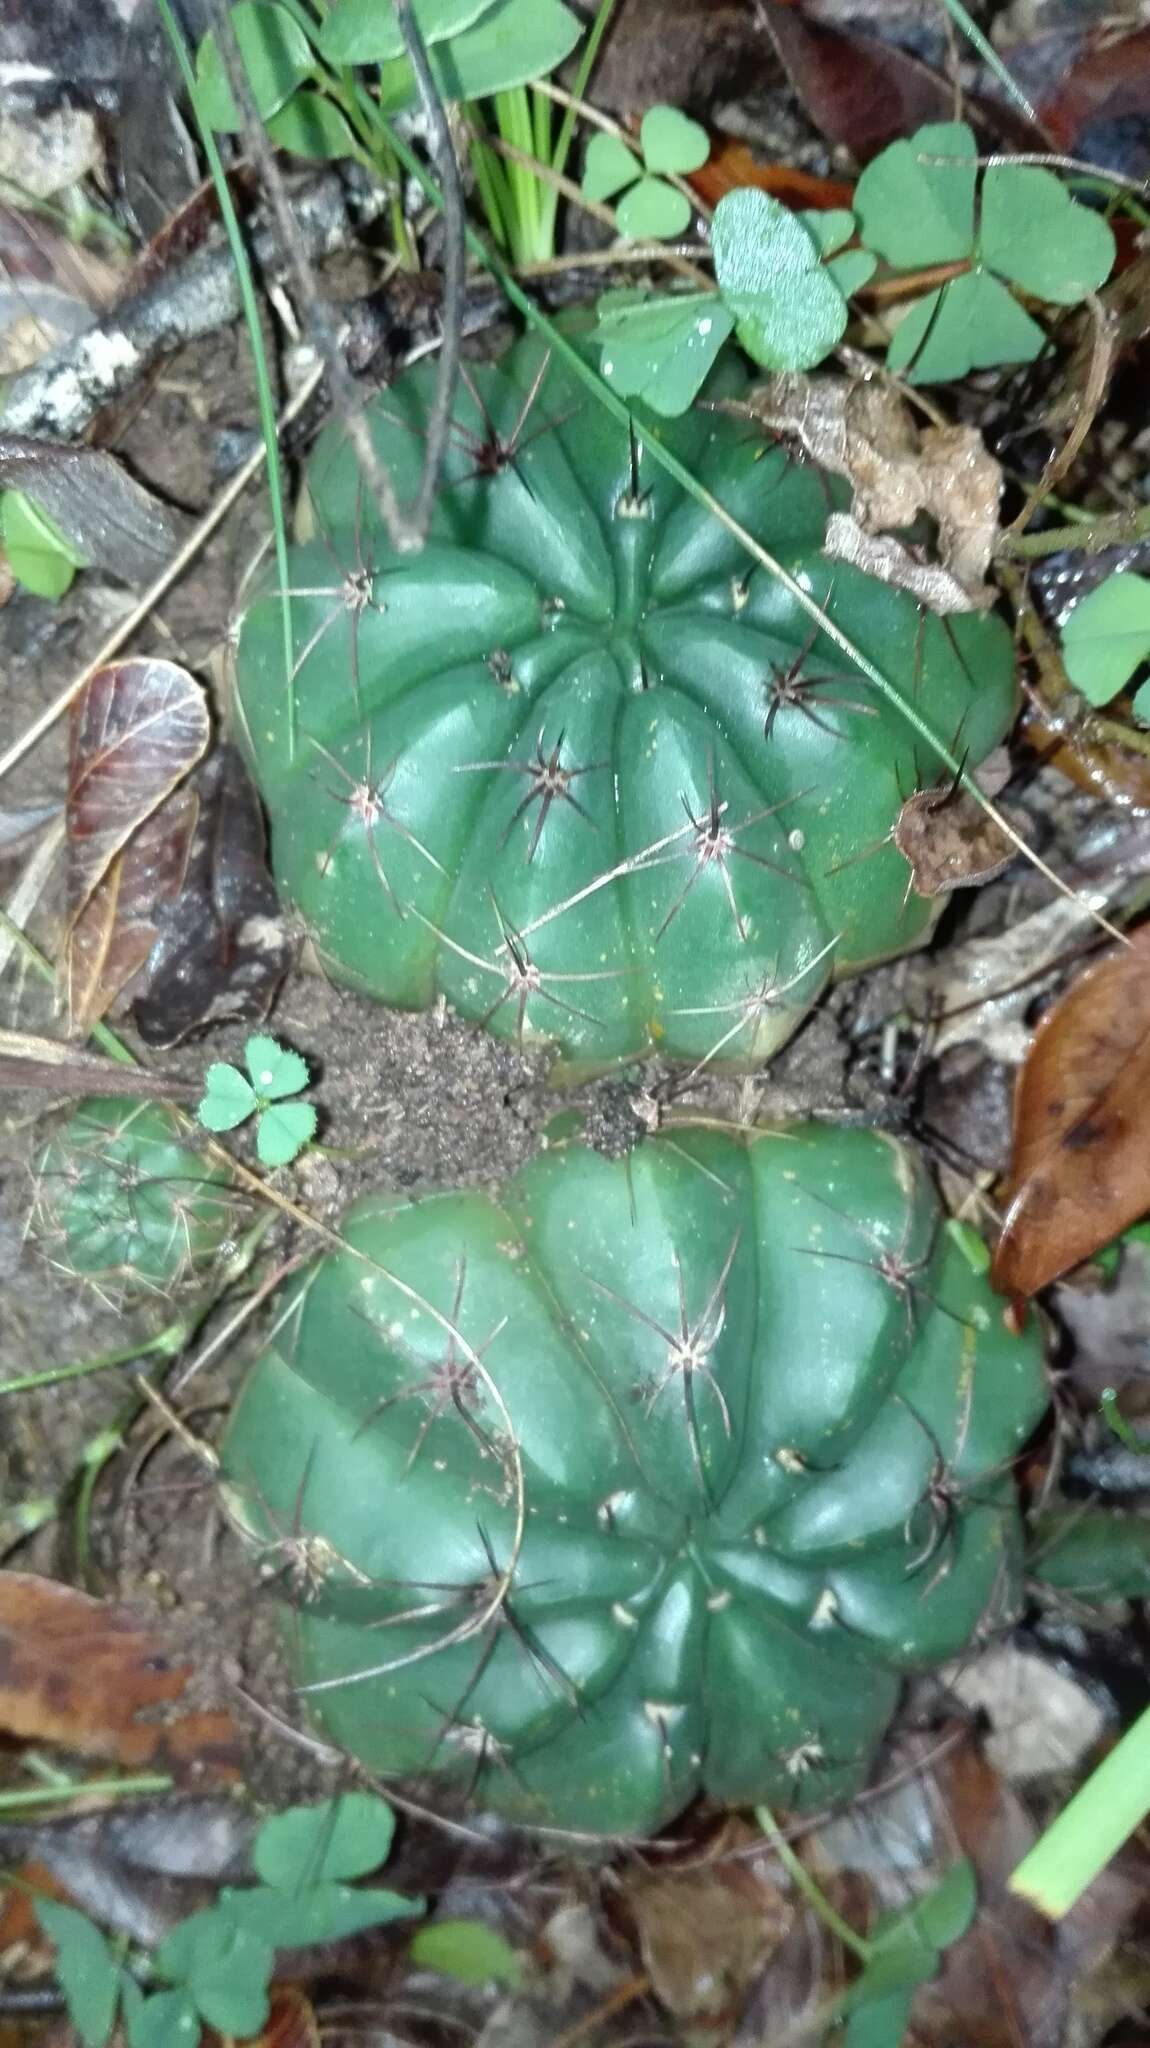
[197,1034,316,1167]
[222,1122,1047,1835]
[581,104,709,241]
[36,1793,421,2048]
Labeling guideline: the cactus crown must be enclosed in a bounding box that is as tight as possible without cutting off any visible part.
[233,337,1018,1072]
[33,1097,241,1298]
[222,1124,1046,1836]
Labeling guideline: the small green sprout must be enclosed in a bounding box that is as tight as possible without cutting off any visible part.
[0,488,86,599]
[581,104,709,240]
[197,1033,316,1167]
[36,1793,420,2048]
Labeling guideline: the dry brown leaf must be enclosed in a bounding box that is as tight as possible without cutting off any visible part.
[991,924,1150,1297]
[0,1574,242,1781]
[624,1821,792,2026]
[894,782,1015,897]
[65,782,198,1034]
[62,659,208,1034]
[717,374,1001,609]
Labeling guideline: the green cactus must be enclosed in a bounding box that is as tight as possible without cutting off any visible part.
[232,337,1018,1072]
[33,1097,241,1297]
[221,1123,1046,1835]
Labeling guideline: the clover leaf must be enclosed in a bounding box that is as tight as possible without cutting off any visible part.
[854,120,1115,383]
[1061,572,1150,721]
[35,1900,121,2048]
[1,488,85,599]
[592,288,734,416]
[197,1033,316,1166]
[195,1,313,132]
[254,1791,395,1887]
[711,188,851,371]
[582,104,708,242]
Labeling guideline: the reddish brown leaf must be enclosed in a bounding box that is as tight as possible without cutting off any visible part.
[991,924,1150,1298]
[1039,24,1150,173]
[758,2,960,161]
[65,782,198,1034]
[689,139,853,212]
[621,1820,792,2026]
[64,657,209,926]
[0,1574,242,1781]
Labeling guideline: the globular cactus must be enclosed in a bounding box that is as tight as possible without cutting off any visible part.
[221,1123,1046,1836]
[33,1097,241,1297]
[232,336,1018,1072]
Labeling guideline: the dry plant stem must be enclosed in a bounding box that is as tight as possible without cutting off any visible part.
[1002,293,1116,538]
[0,359,324,789]
[479,135,713,289]
[517,241,709,277]
[1002,498,1150,560]
[0,816,63,981]
[979,152,1150,200]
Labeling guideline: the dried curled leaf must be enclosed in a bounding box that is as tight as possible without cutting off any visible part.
[717,374,1001,609]
[894,782,1015,898]
[992,924,1150,1297]
[0,1574,241,1779]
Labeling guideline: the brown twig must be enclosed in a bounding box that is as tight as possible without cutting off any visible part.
[1001,292,1117,541]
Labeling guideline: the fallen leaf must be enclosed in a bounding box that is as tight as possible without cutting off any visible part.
[758,2,964,161]
[65,783,198,1035]
[1019,690,1150,812]
[991,923,1150,1297]
[131,745,292,1048]
[1039,23,1150,178]
[689,137,853,211]
[716,374,1002,605]
[894,782,1015,897]
[921,892,1110,1064]
[0,1574,242,1781]
[622,1820,792,2026]
[0,1027,195,1099]
[943,1646,1106,1781]
[63,659,210,1013]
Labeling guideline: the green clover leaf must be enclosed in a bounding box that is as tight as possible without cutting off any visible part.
[1061,572,1150,711]
[121,1983,200,2048]
[316,0,491,64]
[35,1900,121,2048]
[410,1918,524,1988]
[593,289,734,416]
[195,1,314,132]
[854,120,1114,382]
[581,104,708,244]
[254,1792,397,1887]
[155,1908,273,2039]
[711,188,849,371]
[638,106,709,178]
[197,1062,258,1133]
[244,1033,309,1100]
[1,489,85,599]
[801,208,877,296]
[222,1881,420,1945]
[255,1100,317,1166]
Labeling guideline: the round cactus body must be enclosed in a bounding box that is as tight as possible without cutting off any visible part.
[232,338,1018,1070]
[34,1097,240,1295]
[221,1124,1046,1835]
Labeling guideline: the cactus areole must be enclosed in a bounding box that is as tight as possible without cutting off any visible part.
[232,338,1018,1071]
[222,1125,1046,1835]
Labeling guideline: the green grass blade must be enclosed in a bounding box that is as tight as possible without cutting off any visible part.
[538,0,618,253]
[936,0,1039,126]
[155,0,298,762]
[1010,1702,1150,1918]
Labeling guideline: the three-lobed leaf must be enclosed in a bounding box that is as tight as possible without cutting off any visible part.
[582,106,707,243]
[854,119,1114,382]
[155,1909,273,2038]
